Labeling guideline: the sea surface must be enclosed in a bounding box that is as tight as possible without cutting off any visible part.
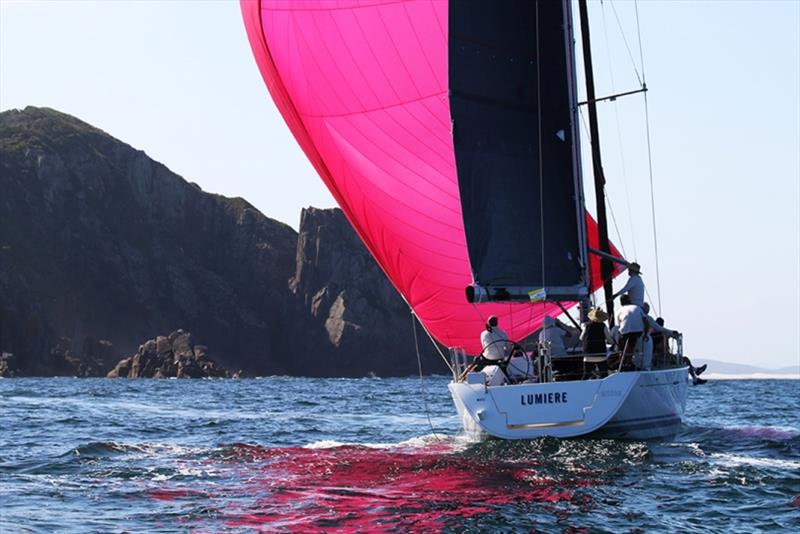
[1,377,798,533]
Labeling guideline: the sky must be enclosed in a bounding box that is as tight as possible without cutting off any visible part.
[1,0,798,369]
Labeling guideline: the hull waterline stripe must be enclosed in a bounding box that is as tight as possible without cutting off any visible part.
[504,414,682,434]
[507,419,585,430]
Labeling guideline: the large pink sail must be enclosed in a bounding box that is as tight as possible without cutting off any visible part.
[241,0,622,354]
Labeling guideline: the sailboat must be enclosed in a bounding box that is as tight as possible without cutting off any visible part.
[241,0,689,440]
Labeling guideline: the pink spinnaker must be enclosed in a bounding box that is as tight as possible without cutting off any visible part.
[241,0,622,354]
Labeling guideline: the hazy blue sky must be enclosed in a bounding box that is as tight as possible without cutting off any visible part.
[1,0,798,369]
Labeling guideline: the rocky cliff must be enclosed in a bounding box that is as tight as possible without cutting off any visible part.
[0,107,445,377]
[288,207,441,376]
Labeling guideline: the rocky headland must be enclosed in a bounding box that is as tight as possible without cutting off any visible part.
[0,107,444,377]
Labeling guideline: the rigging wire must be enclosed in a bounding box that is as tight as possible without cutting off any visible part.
[604,189,628,259]
[600,0,639,261]
[410,310,441,442]
[633,0,663,316]
[592,0,664,316]
[642,95,662,316]
[633,0,647,81]
[535,2,548,329]
[408,307,454,375]
[578,107,629,258]
[608,0,643,86]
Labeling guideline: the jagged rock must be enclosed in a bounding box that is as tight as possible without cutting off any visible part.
[107,330,230,378]
[172,332,193,359]
[0,352,18,377]
[155,336,171,355]
[106,357,131,378]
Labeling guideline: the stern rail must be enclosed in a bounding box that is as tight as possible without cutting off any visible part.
[449,347,468,381]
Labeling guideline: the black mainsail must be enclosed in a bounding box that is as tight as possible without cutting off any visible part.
[449,0,589,303]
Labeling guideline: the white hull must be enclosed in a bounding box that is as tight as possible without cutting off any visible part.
[448,367,689,440]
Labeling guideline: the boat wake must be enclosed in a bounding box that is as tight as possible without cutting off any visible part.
[681,424,800,455]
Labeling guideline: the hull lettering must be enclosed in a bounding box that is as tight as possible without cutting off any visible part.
[520,391,569,405]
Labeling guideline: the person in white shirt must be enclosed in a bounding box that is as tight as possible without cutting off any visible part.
[609,324,621,347]
[480,315,509,361]
[613,262,645,307]
[538,316,579,357]
[616,295,678,369]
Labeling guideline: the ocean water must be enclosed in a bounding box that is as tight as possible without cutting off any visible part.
[1,377,798,533]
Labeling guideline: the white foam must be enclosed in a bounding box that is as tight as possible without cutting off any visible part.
[397,433,461,448]
[303,439,413,449]
[710,452,800,470]
[105,441,210,461]
[722,425,800,439]
[303,433,461,450]
[303,439,347,449]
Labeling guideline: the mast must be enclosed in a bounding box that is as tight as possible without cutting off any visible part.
[578,0,615,324]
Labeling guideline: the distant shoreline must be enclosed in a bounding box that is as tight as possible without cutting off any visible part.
[1,374,799,380]
[704,373,800,380]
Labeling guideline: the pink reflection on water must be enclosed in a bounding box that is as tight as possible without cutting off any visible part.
[206,442,584,531]
[146,488,205,502]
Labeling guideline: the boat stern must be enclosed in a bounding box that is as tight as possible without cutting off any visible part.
[448,371,640,439]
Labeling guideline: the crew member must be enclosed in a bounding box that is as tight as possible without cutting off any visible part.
[539,316,579,357]
[480,315,509,360]
[613,262,645,307]
[580,307,615,355]
[616,295,678,369]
